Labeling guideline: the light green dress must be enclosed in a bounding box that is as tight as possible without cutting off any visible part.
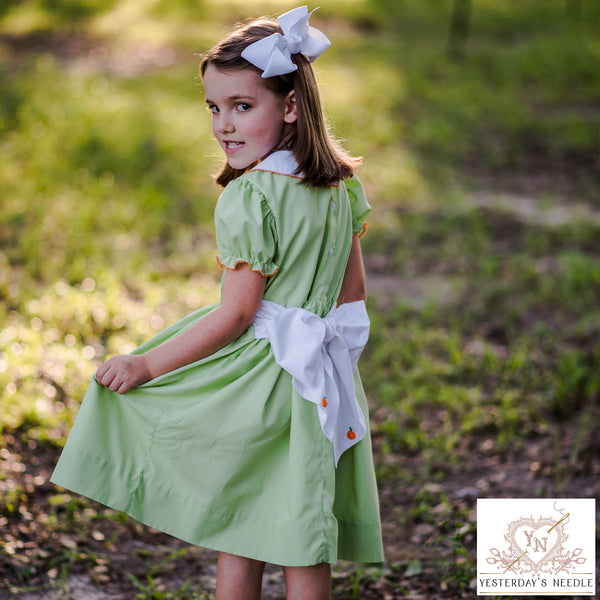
[51,151,384,567]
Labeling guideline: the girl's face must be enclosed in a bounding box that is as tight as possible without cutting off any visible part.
[203,65,297,170]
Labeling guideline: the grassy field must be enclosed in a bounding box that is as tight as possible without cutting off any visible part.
[1,0,599,598]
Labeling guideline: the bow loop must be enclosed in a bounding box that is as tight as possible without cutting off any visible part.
[241,6,331,79]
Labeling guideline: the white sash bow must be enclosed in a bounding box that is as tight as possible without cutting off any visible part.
[241,6,331,79]
[253,300,369,466]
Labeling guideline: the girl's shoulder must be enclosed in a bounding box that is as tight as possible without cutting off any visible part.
[220,150,368,210]
[246,150,357,193]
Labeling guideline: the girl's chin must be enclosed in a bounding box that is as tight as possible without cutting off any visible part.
[227,160,248,170]
[226,156,255,170]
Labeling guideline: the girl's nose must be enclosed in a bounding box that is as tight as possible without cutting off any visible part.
[218,117,234,134]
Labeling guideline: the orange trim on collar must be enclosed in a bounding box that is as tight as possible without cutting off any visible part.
[250,168,303,180]
[249,168,340,187]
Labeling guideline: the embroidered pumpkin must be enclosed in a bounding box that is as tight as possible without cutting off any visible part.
[321,397,327,407]
[347,427,356,440]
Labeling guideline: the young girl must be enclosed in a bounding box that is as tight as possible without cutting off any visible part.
[52,6,383,598]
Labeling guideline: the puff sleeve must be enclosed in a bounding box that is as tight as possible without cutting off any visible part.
[344,175,371,238]
[214,179,279,277]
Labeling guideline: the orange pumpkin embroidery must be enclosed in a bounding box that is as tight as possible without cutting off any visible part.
[321,398,328,407]
[347,427,356,440]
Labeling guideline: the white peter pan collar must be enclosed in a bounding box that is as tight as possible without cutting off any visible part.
[251,150,304,179]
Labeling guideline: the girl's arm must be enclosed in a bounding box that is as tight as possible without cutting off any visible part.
[96,263,266,394]
[337,236,367,306]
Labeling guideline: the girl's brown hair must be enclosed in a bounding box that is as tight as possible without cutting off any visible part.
[200,19,361,187]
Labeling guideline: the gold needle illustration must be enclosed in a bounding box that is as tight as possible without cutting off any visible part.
[503,550,528,574]
[548,513,570,533]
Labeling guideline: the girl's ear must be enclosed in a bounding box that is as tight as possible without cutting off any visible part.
[283,90,297,124]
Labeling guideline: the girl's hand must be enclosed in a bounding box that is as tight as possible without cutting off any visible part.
[96,354,152,395]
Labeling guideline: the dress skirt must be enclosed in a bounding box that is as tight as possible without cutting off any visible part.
[51,304,384,566]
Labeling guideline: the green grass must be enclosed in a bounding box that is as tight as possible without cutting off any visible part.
[1,0,599,597]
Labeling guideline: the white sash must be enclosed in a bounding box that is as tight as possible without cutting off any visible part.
[253,300,369,466]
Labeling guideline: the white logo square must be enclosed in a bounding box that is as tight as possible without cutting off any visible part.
[477,498,595,596]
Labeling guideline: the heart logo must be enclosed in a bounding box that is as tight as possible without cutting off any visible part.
[507,517,565,572]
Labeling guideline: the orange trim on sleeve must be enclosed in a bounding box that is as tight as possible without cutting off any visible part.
[216,255,279,277]
[353,222,368,239]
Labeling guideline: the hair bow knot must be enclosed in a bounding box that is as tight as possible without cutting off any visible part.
[241,6,331,78]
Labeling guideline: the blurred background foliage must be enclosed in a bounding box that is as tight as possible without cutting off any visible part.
[0,0,599,595]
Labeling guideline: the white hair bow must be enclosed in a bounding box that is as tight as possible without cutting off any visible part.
[241,6,331,78]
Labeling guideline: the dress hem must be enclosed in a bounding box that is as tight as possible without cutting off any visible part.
[51,451,383,567]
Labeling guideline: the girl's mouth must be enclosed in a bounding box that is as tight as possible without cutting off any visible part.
[224,141,244,153]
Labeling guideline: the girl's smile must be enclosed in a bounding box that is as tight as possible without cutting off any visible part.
[203,65,297,170]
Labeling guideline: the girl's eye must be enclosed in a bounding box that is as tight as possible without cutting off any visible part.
[207,104,219,114]
[236,103,252,112]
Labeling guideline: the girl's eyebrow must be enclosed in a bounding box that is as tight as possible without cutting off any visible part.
[205,95,256,105]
